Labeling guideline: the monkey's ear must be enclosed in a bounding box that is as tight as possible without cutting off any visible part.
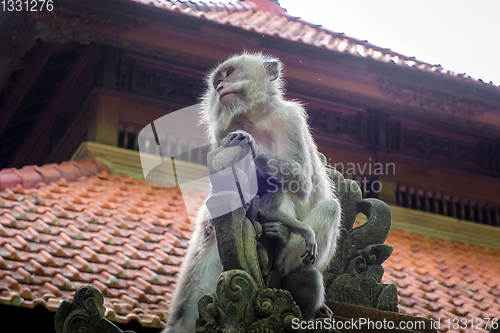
[264,61,280,81]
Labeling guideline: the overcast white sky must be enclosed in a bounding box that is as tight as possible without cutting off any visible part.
[199,0,500,85]
[279,0,500,85]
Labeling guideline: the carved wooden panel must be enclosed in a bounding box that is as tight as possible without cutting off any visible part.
[308,107,360,141]
[34,1,147,44]
[378,77,496,119]
[400,128,480,167]
[116,54,204,105]
[0,12,34,57]
[288,78,500,135]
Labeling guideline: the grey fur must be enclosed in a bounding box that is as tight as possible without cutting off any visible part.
[164,54,341,332]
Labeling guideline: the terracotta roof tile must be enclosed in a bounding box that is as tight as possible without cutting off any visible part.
[0,157,499,330]
[127,0,500,90]
[382,229,500,331]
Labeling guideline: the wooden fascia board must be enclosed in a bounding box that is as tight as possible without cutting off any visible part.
[33,0,500,107]
[72,141,210,193]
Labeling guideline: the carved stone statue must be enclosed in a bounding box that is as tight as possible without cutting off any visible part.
[323,164,398,312]
[195,144,397,332]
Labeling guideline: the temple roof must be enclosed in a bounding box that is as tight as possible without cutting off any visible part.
[0,159,499,331]
[385,231,500,332]
[0,159,205,328]
[127,0,499,90]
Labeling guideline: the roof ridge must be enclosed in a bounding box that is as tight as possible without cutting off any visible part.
[285,16,433,65]
[0,158,111,192]
[133,0,499,89]
[247,0,286,15]
[148,0,426,63]
[136,0,259,13]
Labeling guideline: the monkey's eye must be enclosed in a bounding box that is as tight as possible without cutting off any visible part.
[215,79,222,87]
[226,68,234,76]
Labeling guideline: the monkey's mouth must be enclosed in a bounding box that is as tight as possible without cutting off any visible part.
[219,91,236,101]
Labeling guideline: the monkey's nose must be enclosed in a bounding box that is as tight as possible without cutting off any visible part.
[217,85,223,92]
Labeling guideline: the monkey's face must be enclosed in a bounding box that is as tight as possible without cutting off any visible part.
[212,65,241,105]
[201,54,284,144]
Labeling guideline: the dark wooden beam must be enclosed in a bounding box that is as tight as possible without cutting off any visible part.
[46,94,99,164]
[0,11,36,91]
[8,43,99,167]
[0,43,58,136]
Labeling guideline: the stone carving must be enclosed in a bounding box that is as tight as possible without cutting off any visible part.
[196,143,397,331]
[192,143,302,332]
[54,285,133,333]
[323,165,398,312]
[197,270,302,333]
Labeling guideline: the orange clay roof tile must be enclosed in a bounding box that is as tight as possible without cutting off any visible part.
[382,229,500,331]
[0,158,499,330]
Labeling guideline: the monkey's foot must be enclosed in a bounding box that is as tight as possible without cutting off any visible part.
[299,227,318,265]
[301,237,318,266]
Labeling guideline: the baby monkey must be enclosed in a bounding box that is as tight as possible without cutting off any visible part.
[164,53,341,332]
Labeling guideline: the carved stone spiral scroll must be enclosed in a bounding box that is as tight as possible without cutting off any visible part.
[197,270,302,333]
[54,285,134,333]
[323,165,398,312]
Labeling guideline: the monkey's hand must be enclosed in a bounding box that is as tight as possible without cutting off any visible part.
[261,222,290,244]
[299,225,318,266]
[220,130,255,157]
[220,130,273,171]
[262,221,317,266]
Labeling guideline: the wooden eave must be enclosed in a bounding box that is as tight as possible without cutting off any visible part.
[0,0,498,203]
[1,0,499,132]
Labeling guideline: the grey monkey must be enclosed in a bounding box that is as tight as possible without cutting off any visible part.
[164,53,341,332]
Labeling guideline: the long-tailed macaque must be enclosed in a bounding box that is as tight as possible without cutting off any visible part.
[164,53,341,332]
